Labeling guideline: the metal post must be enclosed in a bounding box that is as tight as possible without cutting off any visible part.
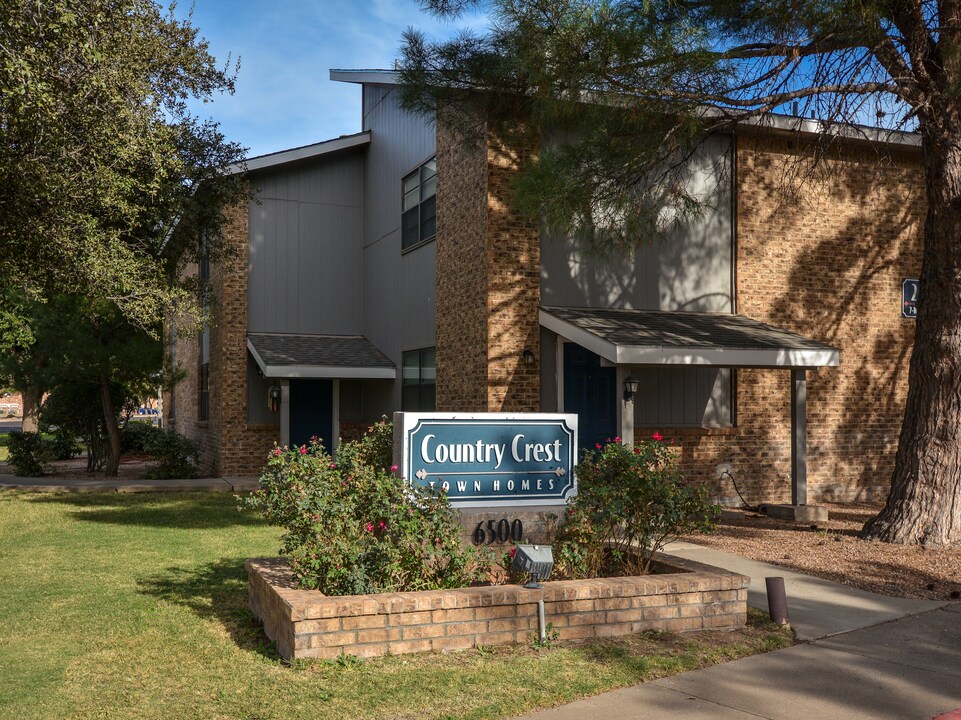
[765,577,790,625]
[537,597,547,644]
[791,369,807,506]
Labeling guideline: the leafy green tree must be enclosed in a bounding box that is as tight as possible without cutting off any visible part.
[0,0,245,330]
[401,0,961,545]
[0,293,164,476]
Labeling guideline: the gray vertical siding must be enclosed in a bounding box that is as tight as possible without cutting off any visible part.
[361,83,437,417]
[541,135,736,427]
[247,151,366,335]
[540,134,734,312]
[246,353,279,425]
[631,366,732,428]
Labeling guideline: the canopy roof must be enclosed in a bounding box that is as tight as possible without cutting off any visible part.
[540,306,839,368]
[247,333,396,379]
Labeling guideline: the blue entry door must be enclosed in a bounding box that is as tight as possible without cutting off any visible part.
[289,379,333,451]
[563,343,617,452]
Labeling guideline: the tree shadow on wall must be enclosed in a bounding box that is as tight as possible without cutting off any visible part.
[736,140,923,502]
[137,557,281,661]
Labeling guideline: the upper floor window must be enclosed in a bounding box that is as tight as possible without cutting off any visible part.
[402,157,436,251]
[402,347,436,411]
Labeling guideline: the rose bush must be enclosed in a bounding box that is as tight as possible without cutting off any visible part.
[554,436,719,578]
[244,421,489,595]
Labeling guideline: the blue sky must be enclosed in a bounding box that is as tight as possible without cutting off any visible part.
[177,1,487,158]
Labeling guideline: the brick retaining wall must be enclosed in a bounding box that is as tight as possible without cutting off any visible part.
[247,554,748,660]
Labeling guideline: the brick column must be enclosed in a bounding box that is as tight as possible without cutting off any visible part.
[435,121,541,412]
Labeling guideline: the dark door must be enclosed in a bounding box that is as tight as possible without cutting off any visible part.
[289,379,333,451]
[563,343,617,452]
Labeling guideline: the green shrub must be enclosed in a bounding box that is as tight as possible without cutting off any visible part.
[144,429,200,479]
[6,431,53,476]
[555,437,720,578]
[120,421,163,454]
[47,431,81,461]
[244,421,490,595]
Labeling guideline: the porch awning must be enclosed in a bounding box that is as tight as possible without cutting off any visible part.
[247,333,396,379]
[539,306,839,368]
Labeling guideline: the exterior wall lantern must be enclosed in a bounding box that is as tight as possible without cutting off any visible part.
[268,384,281,413]
[522,348,536,367]
[623,373,640,401]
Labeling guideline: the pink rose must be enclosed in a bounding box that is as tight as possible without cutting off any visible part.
[272,448,282,456]
[614,436,621,443]
[652,432,663,442]
[378,521,387,530]
[299,445,307,455]
[365,522,374,532]
[390,464,398,472]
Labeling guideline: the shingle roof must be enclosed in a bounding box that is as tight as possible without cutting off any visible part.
[539,306,839,368]
[247,333,395,379]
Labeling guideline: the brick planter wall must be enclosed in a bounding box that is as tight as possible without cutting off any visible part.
[246,555,748,660]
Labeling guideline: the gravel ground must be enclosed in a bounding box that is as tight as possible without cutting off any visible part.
[685,503,961,601]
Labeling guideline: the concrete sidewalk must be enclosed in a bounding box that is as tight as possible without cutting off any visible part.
[519,542,961,720]
[664,540,946,641]
[0,473,260,493]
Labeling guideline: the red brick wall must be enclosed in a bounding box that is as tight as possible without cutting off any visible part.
[641,134,924,504]
[248,555,748,660]
[165,195,279,477]
[435,122,541,412]
[486,133,541,411]
[435,122,490,411]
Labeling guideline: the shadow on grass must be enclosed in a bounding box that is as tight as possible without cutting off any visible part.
[137,557,281,661]
[25,492,270,529]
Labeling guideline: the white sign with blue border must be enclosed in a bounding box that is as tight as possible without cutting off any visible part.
[393,412,578,508]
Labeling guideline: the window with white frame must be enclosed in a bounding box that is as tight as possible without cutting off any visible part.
[401,157,436,250]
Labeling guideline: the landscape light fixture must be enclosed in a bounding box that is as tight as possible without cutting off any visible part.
[623,373,640,401]
[511,544,554,589]
[522,348,536,367]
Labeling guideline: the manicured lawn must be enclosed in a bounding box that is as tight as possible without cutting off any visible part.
[0,492,792,719]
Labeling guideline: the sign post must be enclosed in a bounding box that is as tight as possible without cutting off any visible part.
[394,412,578,508]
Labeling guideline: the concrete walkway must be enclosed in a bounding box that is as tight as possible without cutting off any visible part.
[665,540,946,641]
[0,473,260,493]
[519,542,961,720]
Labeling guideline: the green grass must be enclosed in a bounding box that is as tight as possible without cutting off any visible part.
[0,433,8,462]
[0,492,793,719]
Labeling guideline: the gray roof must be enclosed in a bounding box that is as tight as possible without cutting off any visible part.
[247,333,396,379]
[540,306,840,368]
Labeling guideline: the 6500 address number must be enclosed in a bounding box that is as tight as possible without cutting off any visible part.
[472,519,523,545]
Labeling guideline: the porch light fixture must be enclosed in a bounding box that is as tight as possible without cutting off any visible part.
[623,373,640,401]
[522,348,536,366]
[511,544,554,589]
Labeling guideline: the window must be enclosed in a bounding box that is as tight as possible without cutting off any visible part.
[402,157,436,250]
[402,347,436,411]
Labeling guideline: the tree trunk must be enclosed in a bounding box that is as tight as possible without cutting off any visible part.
[863,124,961,546]
[100,376,121,477]
[21,385,41,433]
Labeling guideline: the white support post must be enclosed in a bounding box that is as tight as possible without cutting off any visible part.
[616,365,635,445]
[791,369,807,506]
[280,379,291,448]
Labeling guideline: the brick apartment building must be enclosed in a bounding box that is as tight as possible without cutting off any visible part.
[165,69,923,508]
